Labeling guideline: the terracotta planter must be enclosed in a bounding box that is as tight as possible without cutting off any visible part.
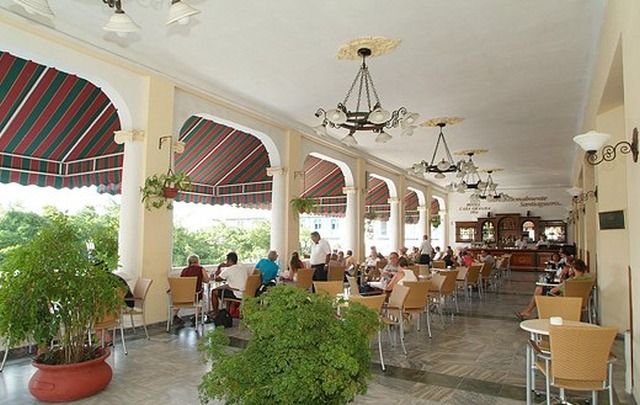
[29,350,112,402]
[163,187,179,199]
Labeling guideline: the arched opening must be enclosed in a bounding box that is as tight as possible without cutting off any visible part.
[365,173,396,254]
[431,196,446,249]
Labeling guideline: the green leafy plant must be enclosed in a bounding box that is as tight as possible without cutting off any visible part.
[0,213,121,365]
[289,196,316,214]
[431,214,441,229]
[140,170,192,210]
[199,285,379,404]
[364,211,378,221]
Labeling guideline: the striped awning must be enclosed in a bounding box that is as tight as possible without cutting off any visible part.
[365,177,390,221]
[404,190,419,224]
[174,116,272,208]
[0,51,122,188]
[430,198,441,216]
[302,155,346,216]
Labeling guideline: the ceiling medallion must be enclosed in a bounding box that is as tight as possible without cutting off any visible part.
[336,37,401,60]
[314,47,419,146]
[410,118,463,179]
[453,149,488,156]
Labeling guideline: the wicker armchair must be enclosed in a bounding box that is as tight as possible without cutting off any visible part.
[350,294,387,370]
[402,281,432,338]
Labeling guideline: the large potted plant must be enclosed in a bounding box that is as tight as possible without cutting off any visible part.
[290,196,316,214]
[140,170,192,210]
[0,213,122,402]
[199,285,378,404]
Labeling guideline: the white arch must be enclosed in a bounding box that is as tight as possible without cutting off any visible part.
[407,186,426,206]
[194,113,281,167]
[369,173,398,198]
[308,152,354,187]
[1,46,133,130]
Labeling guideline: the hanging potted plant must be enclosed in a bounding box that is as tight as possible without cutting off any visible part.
[431,214,442,229]
[0,213,122,402]
[290,196,316,214]
[140,170,192,210]
[364,211,378,221]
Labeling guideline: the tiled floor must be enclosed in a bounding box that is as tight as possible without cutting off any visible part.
[0,272,634,404]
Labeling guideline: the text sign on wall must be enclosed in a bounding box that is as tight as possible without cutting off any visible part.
[458,195,562,215]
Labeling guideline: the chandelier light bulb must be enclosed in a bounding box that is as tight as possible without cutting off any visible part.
[402,112,420,128]
[375,130,392,144]
[369,108,391,125]
[327,108,348,125]
[167,0,201,25]
[434,172,446,179]
[436,159,451,172]
[341,134,358,146]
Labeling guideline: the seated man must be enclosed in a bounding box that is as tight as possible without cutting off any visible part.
[255,250,279,286]
[515,259,591,320]
[172,254,209,325]
[212,252,250,313]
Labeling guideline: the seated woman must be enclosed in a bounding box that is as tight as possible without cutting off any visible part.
[461,250,474,267]
[384,257,417,291]
[515,258,590,320]
[288,251,305,281]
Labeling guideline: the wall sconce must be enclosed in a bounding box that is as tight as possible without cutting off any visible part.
[573,128,638,165]
[566,186,597,214]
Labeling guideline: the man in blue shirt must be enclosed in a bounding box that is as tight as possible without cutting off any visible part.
[255,250,279,286]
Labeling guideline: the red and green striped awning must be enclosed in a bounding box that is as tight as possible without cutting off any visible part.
[430,198,441,215]
[174,116,272,208]
[404,190,419,224]
[302,155,346,216]
[0,51,122,189]
[365,177,390,221]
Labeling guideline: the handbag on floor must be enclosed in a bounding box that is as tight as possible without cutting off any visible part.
[214,309,233,328]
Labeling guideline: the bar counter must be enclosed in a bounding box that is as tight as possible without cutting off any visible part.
[467,248,560,272]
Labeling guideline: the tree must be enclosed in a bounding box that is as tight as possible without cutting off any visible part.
[0,208,50,262]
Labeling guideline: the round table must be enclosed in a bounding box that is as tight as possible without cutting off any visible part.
[520,319,597,404]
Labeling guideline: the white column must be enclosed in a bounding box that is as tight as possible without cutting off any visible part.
[417,205,428,238]
[113,129,145,288]
[342,186,358,252]
[267,166,287,264]
[388,197,401,252]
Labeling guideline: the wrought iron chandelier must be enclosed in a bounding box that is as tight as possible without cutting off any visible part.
[314,48,419,146]
[12,0,200,36]
[470,170,505,201]
[447,152,482,192]
[411,121,459,179]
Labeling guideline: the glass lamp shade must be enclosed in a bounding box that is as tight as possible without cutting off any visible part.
[327,108,348,125]
[13,0,53,17]
[401,112,420,128]
[573,130,611,152]
[375,130,392,144]
[412,163,422,174]
[341,134,358,146]
[103,11,140,35]
[446,183,455,192]
[434,172,446,179]
[167,0,201,25]
[369,108,391,125]
[313,124,328,137]
[436,159,452,171]
[401,126,414,137]
[566,186,582,197]
[456,184,466,193]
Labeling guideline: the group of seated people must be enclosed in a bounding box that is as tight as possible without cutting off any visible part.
[514,249,592,320]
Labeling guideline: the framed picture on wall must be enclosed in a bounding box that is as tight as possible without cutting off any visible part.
[598,210,625,230]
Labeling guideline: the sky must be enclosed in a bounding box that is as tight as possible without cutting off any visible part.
[0,183,270,230]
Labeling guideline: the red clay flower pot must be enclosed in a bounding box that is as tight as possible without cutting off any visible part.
[163,187,179,199]
[29,350,112,402]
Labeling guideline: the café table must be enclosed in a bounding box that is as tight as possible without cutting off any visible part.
[519,319,597,404]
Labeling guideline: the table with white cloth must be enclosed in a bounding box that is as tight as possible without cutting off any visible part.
[519,319,598,404]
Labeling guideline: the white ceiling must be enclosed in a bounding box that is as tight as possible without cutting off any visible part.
[0,0,607,189]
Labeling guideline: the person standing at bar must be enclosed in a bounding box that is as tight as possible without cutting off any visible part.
[418,234,433,265]
[310,231,331,281]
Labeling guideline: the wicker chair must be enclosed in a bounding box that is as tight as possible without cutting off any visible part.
[564,279,596,322]
[460,264,482,301]
[381,285,410,355]
[432,260,446,269]
[313,281,344,297]
[479,261,493,296]
[166,277,204,332]
[295,268,314,290]
[350,294,387,370]
[92,288,128,355]
[223,273,262,304]
[327,264,346,282]
[530,325,616,405]
[122,278,153,339]
[402,281,432,338]
[535,296,582,321]
[439,270,459,315]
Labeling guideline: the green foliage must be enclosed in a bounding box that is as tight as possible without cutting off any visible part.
[199,285,379,405]
[141,171,192,210]
[0,213,121,365]
[0,208,49,262]
[431,214,441,229]
[289,196,316,214]
[173,221,270,267]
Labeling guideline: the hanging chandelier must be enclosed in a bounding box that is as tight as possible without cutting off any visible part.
[411,118,462,179]
[12,0,201,36]
[470,170,506,201]
[314,47,419,146]
[446,152,484,192]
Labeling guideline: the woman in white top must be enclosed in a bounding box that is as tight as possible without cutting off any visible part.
[385,257,418,290]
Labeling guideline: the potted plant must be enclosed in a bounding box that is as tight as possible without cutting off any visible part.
[290,196,316,214]
[199,285,379,404]
[140,170,192,210]
[364,211,378,221]
[431,214,441,229]
[0,213,122,402]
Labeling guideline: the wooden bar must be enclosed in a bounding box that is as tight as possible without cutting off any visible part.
[467,248,562,272]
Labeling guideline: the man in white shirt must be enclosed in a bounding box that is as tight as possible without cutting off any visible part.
[310,231,331,281]
[515,236,528,250]
[212,252,252,313]
[419,234,433,265]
